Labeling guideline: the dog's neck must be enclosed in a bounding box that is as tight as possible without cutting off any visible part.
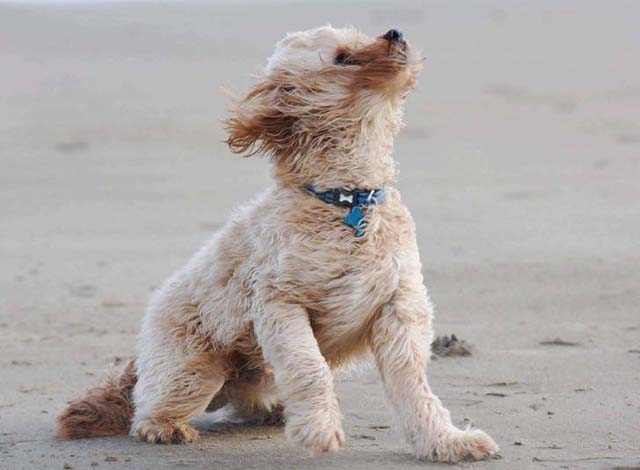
[274,105,401,190]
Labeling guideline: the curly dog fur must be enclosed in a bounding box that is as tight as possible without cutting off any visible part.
[58,25,499,462]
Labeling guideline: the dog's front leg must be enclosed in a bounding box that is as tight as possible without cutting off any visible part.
[253,303,345,454]
[370,286,499,462]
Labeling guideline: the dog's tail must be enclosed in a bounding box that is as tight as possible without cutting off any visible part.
[57,360,137,439]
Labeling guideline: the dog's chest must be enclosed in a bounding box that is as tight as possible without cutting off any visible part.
[305,232,402,326]
[272,191,412,341]
[341,248,399,312]
[293,202,407,316]
[307,241,401,365]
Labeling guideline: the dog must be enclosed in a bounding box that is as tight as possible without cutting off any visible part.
[58,25,499,462]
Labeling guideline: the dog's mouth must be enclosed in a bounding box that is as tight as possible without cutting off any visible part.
[334,29,410,67]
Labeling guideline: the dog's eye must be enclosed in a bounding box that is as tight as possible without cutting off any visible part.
[334,51,359,66]
[335,52,349,65]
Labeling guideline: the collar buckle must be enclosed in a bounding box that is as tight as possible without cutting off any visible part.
[304,185,386,238]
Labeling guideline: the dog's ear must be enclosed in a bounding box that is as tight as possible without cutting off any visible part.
[224,78,300,160]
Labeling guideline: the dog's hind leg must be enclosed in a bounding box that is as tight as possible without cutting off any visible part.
[206,350,284,425]
[132,348,228,443]
[226,372,284,425]
[131,294,229,444]
[207,377,284,425]
[369,261,499,462]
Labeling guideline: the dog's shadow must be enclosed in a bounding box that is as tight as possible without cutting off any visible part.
[191,405,284,437]
[190,407,461,468]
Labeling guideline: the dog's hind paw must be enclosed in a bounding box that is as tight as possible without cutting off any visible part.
[417,428,499,462]
[133,419,199,444]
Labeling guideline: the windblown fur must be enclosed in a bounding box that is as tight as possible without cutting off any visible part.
[58,25,498,462]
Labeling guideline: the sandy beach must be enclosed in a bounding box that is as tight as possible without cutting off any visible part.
[1,1,639,468]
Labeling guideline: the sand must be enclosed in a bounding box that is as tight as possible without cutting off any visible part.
[1,1,639,468]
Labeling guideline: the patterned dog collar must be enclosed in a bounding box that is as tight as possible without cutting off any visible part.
[304,185,385,237]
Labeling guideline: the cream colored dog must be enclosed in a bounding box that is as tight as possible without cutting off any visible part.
[58,26,499,462]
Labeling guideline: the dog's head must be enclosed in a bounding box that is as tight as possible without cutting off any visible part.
[225,26,423,185]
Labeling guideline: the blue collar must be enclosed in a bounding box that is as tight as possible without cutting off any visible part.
[304,185,385,237]
[304,185,385,208]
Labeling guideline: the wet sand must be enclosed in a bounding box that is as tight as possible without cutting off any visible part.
[1,1,639,468]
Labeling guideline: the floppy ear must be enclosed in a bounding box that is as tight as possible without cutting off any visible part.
[224,78,300,160]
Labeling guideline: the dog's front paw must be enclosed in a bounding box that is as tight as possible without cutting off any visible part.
[286,412,345,454]
[417,428,499,462]
[133,418,199,444]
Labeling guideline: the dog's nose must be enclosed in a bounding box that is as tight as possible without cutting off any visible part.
[382,29,404,43]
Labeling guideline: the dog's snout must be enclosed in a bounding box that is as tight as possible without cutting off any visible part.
[382,29,404,43]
